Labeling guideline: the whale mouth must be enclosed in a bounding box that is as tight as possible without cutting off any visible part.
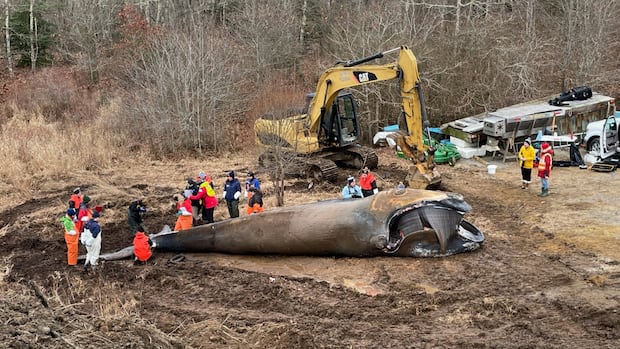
[385,197,484,256]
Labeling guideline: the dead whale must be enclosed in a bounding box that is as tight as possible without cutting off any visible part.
[96,188,484,260]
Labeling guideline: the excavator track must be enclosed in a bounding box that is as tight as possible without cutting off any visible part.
[306,158,339,182]
[343,145,379,170]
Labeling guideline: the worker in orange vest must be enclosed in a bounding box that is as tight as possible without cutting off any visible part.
[68,187,83,211]
[174,193,194,231]
[133,227,155,264]
[537,142,553,197]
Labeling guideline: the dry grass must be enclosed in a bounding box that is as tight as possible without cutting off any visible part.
[0,100,144,200]
[0,256,13,286]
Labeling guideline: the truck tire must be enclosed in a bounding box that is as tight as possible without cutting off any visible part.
[587,136,600,153]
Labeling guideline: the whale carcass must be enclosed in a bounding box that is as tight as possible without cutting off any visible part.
[98,188,484,260]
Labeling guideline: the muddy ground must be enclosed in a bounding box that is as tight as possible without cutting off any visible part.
[0,147,618,348]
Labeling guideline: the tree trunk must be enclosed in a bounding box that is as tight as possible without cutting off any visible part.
[525,0,535,38]
[299,0,307,45]
[29,0,36,72]
[4,0,12,77]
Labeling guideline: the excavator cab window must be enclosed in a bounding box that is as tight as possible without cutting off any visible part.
[319,92,360,146]
[337,95,359,145]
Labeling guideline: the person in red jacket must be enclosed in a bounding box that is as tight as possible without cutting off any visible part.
[537,142,553,197]
[189,177,218,224]
[359,167,378,197]
[76,195,93,235]
[133,227,155,264]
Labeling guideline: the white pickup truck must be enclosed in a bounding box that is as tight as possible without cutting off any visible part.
[583,111,620,160]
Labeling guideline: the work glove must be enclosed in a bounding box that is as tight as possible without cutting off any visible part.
[222,191,226,199]
[234,191,241,200]
[151,241,157,248]
[68,230,77,236]
[373,188,379,194]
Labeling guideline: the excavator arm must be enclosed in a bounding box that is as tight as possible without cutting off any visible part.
[306,46,440,188]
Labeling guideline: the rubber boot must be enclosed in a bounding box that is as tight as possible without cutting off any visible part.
[538,188,548,197]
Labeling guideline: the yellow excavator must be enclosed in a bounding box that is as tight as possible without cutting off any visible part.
[254,46,441,189]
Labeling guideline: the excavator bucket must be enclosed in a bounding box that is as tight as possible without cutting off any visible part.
[405,164,442,189]
[390,131,441,189]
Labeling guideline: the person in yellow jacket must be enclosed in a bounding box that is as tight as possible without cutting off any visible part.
[189,176,218,224]
[518,138,536,189]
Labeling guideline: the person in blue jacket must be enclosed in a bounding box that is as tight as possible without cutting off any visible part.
[223,171,242,218]
[342,176,363,199]
[244,171,261,201]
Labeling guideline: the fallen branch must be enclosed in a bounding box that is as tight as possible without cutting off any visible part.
[29,280,49,308]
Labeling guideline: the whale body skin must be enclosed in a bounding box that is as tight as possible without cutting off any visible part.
[97,188,484,261]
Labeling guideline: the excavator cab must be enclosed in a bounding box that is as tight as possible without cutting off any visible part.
[317,92,360,147]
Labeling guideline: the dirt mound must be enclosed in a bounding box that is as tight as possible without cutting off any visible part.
[0,152,618,348]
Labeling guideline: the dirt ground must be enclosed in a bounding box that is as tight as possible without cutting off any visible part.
[0,147,618,348]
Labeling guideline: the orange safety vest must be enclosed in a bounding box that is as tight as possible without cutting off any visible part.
[538,153,552,172]
[133,232,152,262]
[69,193,82,210]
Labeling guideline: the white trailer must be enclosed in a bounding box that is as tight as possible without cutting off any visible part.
[441,89,616,160]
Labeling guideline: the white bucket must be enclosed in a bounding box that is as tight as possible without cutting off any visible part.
[487,165,497,174]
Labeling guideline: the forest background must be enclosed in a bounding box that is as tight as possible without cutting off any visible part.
[1,0,619,197]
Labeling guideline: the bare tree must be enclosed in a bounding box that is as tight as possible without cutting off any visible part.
[28,0,35,71]
[229,0,303,82]
[4,0,13,77]
[116,22,244,156]
[549,0,619,90]
[256,113,300,207]
[50,0,122,82]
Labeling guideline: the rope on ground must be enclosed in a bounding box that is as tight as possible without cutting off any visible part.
[168,254,186,264]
